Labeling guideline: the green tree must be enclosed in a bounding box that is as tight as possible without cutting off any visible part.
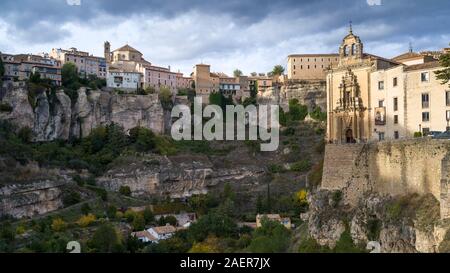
[233,69,243,78]
[132,214,145,231]
[272,65,285,76]
[130,127,156,152]
[247,219,291,253]
[81,203,92,215]
[435,48,450,87]
[143,207,155,224]
[89,224,123,253]
[61,63,79,88]
[119,186,132,196]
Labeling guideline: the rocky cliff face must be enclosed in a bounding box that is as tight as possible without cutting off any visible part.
[0,86,164,141]
[305,189,450,253]
[98,154,265,199]
[0,161,74,219]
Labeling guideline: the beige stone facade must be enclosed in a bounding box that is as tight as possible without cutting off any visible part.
[288,54,339,80]
[326,28,398,143]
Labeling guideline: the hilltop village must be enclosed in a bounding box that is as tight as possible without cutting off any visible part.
[0,26,450,253]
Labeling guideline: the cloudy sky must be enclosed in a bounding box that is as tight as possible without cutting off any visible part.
[0,0,449,76]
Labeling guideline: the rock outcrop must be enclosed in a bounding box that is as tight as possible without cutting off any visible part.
[0,85,164,141]
[305,189,450,253]
[98,154,265,199]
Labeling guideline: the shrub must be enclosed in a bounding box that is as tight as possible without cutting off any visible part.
[268,164,285,174]
[414,132,423,138]
[17,127,33,143]
[89,224,123,253]
[63,191,81,207]
[77,214,96,227]
[366,217,382,241]
[81,203,92,215]
[132,214,145,231]
[290,159,311,172]
[119,186,132,197]
[51,218,68,232]
[0,103,13,112]
[331,191,343,208]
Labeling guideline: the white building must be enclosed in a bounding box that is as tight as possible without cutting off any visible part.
[106,69,141,92]
[148,225,176,242]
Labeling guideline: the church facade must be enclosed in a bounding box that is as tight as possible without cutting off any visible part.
[327,27,403,143]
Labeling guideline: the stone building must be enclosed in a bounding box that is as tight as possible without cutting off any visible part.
[287,54,339,81]
[326,26,401,143]
[105,42,190,93]
[1,52,62,86]
[50,47,107,79]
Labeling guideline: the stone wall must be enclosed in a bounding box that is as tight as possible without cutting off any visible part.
[280,80,327,111]
[322,139,450,219]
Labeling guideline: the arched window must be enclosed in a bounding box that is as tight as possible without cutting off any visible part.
[344,45,349,56]
[351,44,356,55]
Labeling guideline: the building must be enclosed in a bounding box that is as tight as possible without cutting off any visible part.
[327,24,449,143]
[105,42,187,93]
[50,47,107,79]
[106,69,141,91]
[192,64,248,103]
[256,214,291,229]
[131,230,157,243]
[1,52,62,86]
[287,54,339,80]
[148,225,177,243]
[326,26,400,143]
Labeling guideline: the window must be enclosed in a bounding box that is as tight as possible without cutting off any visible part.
[394,115,399,124]
[393,97,398,111]
[421,72,429,82]
[351,44,356,55]
[378,132,385,141]
[423,128,430,136]
[344,45,349,56]
[378,100,384,107]
[446,91,450,106]
[394,131,399,139]
[422,112,430,122]
[393,77,398,87]
[422,93,429,108]
[307,65,310,69]
[301,65,303,69]
[294,65,296,69]
[378,81,384,90]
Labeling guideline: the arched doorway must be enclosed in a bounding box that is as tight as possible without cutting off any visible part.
[346,129,354,143]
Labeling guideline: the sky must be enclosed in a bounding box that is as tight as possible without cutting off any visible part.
[0,0,449,76]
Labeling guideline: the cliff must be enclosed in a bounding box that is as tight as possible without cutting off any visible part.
[0,85,164,141]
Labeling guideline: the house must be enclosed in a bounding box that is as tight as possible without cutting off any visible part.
[256,214,292,229]
[148,225,177,242]
[131,230,157,243]
[154,213,197,228]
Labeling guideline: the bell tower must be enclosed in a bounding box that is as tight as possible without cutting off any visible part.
[104,41,111,63]
[339,22,364,65]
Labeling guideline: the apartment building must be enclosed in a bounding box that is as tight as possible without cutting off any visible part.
[50,47,107,79]
[287,54,339,80]
[1,52,62,86]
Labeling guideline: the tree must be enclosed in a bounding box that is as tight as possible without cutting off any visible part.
[89,224,123,253]
[159,86,173,106]
[119,186,132,196]
[250,72,257,77]
[272,65,285,76]
[143,207,155,224]
[81,203,92,215]
[132,214,145,231]
[435,48,450,87]
[129,127,156,152]
[247,219,291,253]
[188,236,224,253]
[233,69,243,78]
[61,63,79,88]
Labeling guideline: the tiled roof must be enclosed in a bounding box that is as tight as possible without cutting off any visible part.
[392,52,422,61]
[404,61,442,71]
[152,225,176,235]
[288,53,339,58]
[132,231,156,241]
[113,44,142,54]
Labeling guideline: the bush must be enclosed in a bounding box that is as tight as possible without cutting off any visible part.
[77,214,96,227]
[63,191,81,207]
[119,186,132,197]
[51,218,67,232]
[81,203,92,215]
[89,224,123,253]
[132,214,145,231]
[268,164,285,174]
[290,159,311,172]
[414,132,423,138]
[0,103,13,112]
